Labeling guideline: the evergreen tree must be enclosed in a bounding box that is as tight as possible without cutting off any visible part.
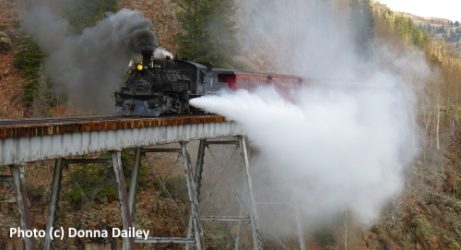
[390,15,429,49]
[13,39,45,107]
[67,0,118,31]
[350,0,375,60]
[15,0,118,114]
[177,0,240,68]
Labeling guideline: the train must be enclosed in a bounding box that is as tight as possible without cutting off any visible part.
[114,49,303,116]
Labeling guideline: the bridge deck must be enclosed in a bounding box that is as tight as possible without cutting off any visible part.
[0,115,227,139]
[0,115,240,165]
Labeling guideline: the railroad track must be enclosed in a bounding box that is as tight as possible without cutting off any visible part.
[0,114,227,139]
[0,114,222,126]
[0,115,182,126]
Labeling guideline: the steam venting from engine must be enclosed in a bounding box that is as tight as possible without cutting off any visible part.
[21,1,157,112]
[191,0,429,237]
[154,47,174,60]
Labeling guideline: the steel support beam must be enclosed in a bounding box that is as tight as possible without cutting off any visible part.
[142,148,182,153]
[194,139,206,201]
[63,158,111,165]
[239,136,263,250]
[185,216,194,250]
[200,216,249,222]
[204,140,239,146]
[128,147,142,217]
[133,145,201,249]
[10,164,35,250]
[44,159,64,250]
[189,139,205,250]
[181,142,205,250]
[294,202,306,250]
[111,151,135,250]
[234,205,244,250]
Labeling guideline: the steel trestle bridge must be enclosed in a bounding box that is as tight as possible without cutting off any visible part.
[0,115,305,250]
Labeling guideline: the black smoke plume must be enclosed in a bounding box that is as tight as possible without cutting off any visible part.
[21,2,157,112]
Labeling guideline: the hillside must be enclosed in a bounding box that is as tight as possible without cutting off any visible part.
[384,11,461,57]
[0,0,26,118]
[0,0,460,249]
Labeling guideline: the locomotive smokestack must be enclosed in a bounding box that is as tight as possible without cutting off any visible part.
[131,27,157,66]
[142,49,153,66]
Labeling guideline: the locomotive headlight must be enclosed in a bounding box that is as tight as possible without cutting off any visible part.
[136,64,143,71]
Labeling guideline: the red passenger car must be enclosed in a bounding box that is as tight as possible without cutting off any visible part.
[215,69,303,92]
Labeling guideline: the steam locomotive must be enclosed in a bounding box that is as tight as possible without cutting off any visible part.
[114,49,303,116]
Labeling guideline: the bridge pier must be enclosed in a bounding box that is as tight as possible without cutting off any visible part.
[42,156,136,250]
[44,159,63,250]
[191,137,262,250]
[234,204,244,250]
[10,164,35,250]
[129,137,262,250]
[194,139,206,201]
[294,201,306,250]
[111,151,136,250]
[239,136,263,250]
[131,145,205,249]
[181,142,205,250]
[128,147,142,217]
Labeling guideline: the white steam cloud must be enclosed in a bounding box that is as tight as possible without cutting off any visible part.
[154,47,174,59]
[191,78,416,225]
[191,0,429,232]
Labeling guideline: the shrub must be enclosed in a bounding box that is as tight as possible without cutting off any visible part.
[65,149,149,209]
[121,149,149,189]
[66,165,117,209]
[27,184,45,203]
[313,227,336,247]
[154,176,188,202]
[13,39,45,106]
[411,214,433,242]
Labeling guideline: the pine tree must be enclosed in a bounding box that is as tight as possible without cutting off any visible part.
[177,0,240,68]
[67,0,118,31]
[13,39,45,107]
[350,0,375,60]
[15,0,118,115]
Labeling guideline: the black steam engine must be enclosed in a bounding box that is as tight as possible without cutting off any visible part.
[115,49,224,116]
